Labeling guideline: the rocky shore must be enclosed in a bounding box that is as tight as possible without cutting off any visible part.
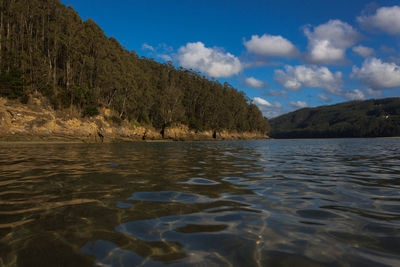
[0,96,268,142]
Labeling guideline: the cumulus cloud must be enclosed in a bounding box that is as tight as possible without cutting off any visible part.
[352,45,374,57]
[244,34,298,58]
[253,97,283,118]
[317,94,332,103]
[366,88,383,97]
[288,101,308,109]
[253,97,273,106]
[357,6,400,35]
[304,20,361,64]
[274,65,343,94]
[177,42,242,78]
[244,77,268,88]
[351,57,400,89]
[344,89,365,101]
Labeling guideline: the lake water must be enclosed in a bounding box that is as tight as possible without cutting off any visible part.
[1,139,400,266]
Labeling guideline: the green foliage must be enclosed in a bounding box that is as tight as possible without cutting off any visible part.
[83,105,99,117]
[270,98,400,138]
[0,0,269,135]
[130,119,141,127]
[0,69,24,99]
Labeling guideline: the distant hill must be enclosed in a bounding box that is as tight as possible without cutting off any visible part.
[270,98,400,138]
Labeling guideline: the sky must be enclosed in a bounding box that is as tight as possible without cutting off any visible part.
[60,0,400,118]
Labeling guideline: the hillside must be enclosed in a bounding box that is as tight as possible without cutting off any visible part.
[270,98,400,138]
[0,96,267,142]
[0,0,269,140]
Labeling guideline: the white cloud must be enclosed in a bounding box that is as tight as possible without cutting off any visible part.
[351,57,400,89]
[304,20,361,64]
[357,6,400,35]
[160,54,172,62]
[317,94,332,103]
[177,42,242,78]
[288,101,308,109]
[274,65,343,94]
[344,89,365,101]
[244,34,298,58]
[142,43,174,62]
[366,88,383,97]
[253,97,283,118]
[352,45,374,57]
[253,97,273,106]
[142,43,155,51]
[245,77,267,88]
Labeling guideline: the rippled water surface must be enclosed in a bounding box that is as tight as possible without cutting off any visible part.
[1,139,400,266]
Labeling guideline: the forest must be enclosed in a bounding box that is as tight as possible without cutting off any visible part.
[270,98,400,138]
[0,0,270,135]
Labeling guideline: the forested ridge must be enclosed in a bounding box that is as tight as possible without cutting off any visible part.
[270,98,400,138]
[0,0,269,135]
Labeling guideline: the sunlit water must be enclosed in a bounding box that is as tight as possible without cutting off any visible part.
[1,139,400,266]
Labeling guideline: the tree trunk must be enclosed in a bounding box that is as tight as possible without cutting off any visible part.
[29,16,34,91]
[66,58,70,92]
[53,56,56,90]
[46,7,51,86]
[53,27,57,91]
[47,46,52,85]
[119,92,126,118]
[160,123,166,139]
[6,16,9,72]
[0,0,3,75]
[20,10,24,71]
[69,60,73,111]
[42,12,45,49]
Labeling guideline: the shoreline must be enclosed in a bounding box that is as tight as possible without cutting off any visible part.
[0,135,270,144]
[2,136,399,145]
[0,97,268,144]
[268,136,400,140]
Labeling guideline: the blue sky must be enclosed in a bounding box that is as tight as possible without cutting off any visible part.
[60,0,400,118]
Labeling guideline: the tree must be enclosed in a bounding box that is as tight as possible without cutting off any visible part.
[0,0,270,134]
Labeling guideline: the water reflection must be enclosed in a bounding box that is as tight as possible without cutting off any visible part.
[0,139,400,266]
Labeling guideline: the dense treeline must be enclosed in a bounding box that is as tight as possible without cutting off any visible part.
[270,98,400,138]
[0,0,269,134]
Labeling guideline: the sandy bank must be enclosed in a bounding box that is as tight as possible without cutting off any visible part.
[0,96,268,143]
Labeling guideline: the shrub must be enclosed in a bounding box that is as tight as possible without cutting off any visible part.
[0,69,24,99]
[110,115,122,125]
[83,105,99,117]
[130,119,141,127]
